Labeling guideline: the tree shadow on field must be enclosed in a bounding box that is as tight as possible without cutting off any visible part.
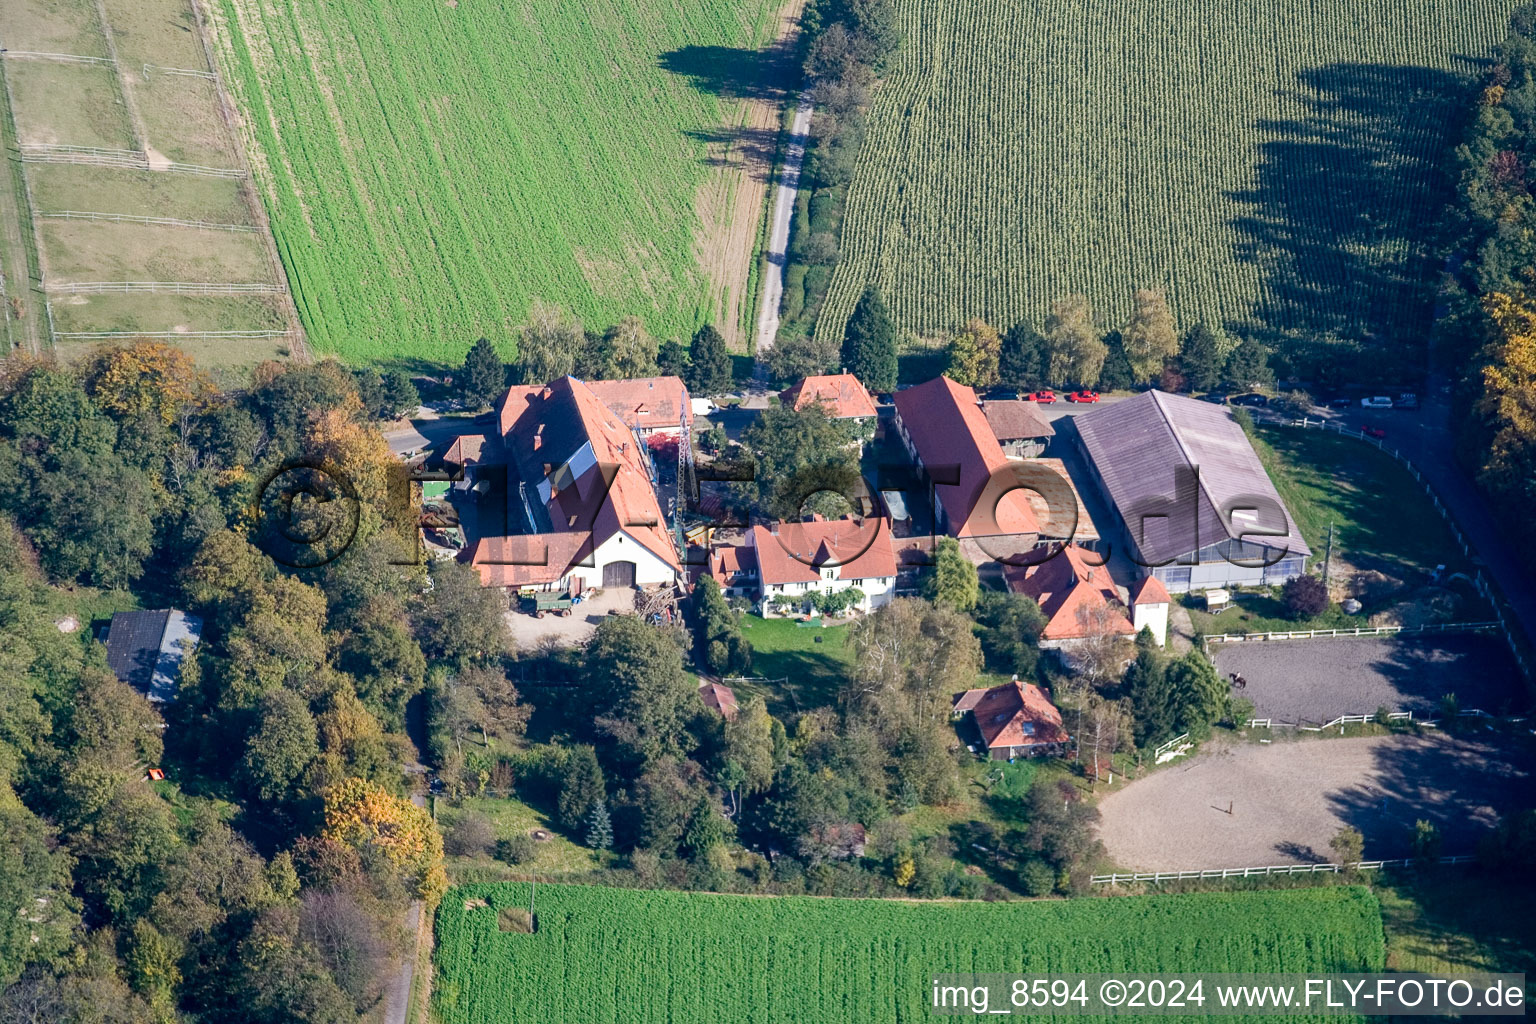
[1324,733,1535,859]
[658,44,794,103]
[685,127,784,185]
[1228,60,1485,382]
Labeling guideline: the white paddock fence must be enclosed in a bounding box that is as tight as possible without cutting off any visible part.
[1093,854,1474,886]
[46,281,281,296]
[1247,707,1525,731]
[41,210,257,232]
[1206,621,1499,645]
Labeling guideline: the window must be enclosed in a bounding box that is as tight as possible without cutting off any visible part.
[824,569,835,579]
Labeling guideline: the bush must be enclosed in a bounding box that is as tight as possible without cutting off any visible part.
[1281,574,1329,618]
[1018,858,1056,897]
[444,812,495,857]
[494,833,538,865]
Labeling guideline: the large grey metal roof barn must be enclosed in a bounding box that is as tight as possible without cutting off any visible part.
[1073,391,1310,592]
[104,609,203,703]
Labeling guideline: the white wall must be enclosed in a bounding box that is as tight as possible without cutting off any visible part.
[566,530,678,589]
[1132,601,1169,646]
[758,573,894,613]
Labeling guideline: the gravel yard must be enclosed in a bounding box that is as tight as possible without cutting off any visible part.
[1098,734,1535,871]
[503,588,637,648]
[1212,634,1525,724]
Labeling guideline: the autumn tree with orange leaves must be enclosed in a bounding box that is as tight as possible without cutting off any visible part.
[321,777,446,906]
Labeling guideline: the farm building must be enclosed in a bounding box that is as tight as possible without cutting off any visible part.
[979,399,1054,458]
[952,679,1069,760]
[698,681,740,720]
[890,376,1041,565]
[1073,390,1310,592]
[780,373,879,422]
[103,609,203,703]
[1004,544,1137,650]
[749,515,897,614]
[705,544,758,599]
[451,376,681,593]
[586,376,692,438]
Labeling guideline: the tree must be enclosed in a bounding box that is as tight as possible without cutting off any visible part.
[585,799,614,850]
[321,777,446,904]
[443,812,495,857]
[516,300,584,385]
[586,617,697,767]
[686,324,733,396]
[844,598,981,740]
[1412,819,1442,862]
[1121,289,1179,383]
[298,887,393,1015]
[1180,322,1227,392]
[721,696,778,813]
[999,319,1046,389]
[601,316,659,379]
[412,559,511,665]
[558,746,606,832]
[1164,651,1228,738]
[1282,574,1329,618]
[945,319,1002,389]
[1096,332,1136,391]
[683,793,726,859]
[1044,294,1107,386]
[974,591,1045,676]
[241,689,320,804]
[81,341,206,425]
[694,576,751,675]
[460,337,505,409]
[1070,601,1134,685]
[842,286,897,392]
[1222,338,1274,390]
[378,370,420,419]
[0,802,78,987]
[734,403,860,520]
[765,332,840,383]
[1329,825,1364,868]
[920,537,978,612]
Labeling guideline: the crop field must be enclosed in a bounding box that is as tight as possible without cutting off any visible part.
[819,0,1519,370]
[0,0,298,366]
[211,0,789,366]
[435,883,1384,1023]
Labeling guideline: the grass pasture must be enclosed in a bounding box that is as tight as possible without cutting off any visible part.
[435,883,1385,1023]
[40,218,272,283]
[139,75,241,168]
[818,0,1517,375]
[736,613,852,713]
[5,61,135,150]
[212,0,788,365]
[0,0,109,59]
[29,165,251,223]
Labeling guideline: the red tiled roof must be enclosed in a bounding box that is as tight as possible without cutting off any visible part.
[979,400,1054,441]
[1004,544,1134,641]
[749,516,897,586]
[892,377,1039,539]
[441,433,492,467]
[709,544,757,587]
[780,374,878,419]
[587,376,692,433]
[1132,575,1172,606]
[698,681,739,719]
[954,681,1068,752]
[468,533,592,587]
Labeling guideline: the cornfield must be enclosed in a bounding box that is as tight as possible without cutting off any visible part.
[434,883,1385,1023]
[213,0,778,365]
[819,0,1518,358]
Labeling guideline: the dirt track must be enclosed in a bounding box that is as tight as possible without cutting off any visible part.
[1097,733,1534,871]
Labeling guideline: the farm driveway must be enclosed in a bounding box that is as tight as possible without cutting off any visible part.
[1212,634,1525,724]
[1098,734,1535,871]
[504,588,636,649]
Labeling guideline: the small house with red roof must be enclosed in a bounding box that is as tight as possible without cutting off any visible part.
[748,515,897,614]
[780,374,879,422]
[1004,544,1135,651]
[587,376,692,438]
[698,681,740,720]
[707,544,758,599]
[1130,575,1171,646]
[891,376,1042,565]
[952,679,1069,760]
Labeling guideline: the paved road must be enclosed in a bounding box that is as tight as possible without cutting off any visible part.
[754,90,813,356]
[382,411,481,456]
[382,790,429,1024]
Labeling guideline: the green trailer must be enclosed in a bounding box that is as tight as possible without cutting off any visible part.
[522,591,573,618]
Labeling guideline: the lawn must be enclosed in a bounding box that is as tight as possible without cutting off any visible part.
[1379,873,1536,975]
[213,0,787,365]
[436,795,603,879]
[1250,424,1469,579]
[817,0,1514,379]
[434,883,1385,1023]
[736,614,853,713]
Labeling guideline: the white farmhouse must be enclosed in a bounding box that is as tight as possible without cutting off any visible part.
[748,516,897,615]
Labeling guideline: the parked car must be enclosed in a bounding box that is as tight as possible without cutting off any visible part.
[1066,390,1100,403]
[1023,390,1057,404]
[1360,396,1394,409]
[1396,392,1419,409]
[1200,392,1230,404]
[1364,426,1387,439]
[1327,396,1353,409]
[985,388,1021,402]
[1229,393,1269,407]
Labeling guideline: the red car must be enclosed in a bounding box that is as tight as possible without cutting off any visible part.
[1067,390,1100,403]
[1364,426,1387,440]
[1024,390,1057,404]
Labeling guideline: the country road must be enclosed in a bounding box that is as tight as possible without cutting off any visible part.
[754,90,813,357]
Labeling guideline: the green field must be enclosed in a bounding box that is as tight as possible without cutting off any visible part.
[213,0,785,366]
[819,0,1517,372]
[435,883,1384,1023]
[737,613,852,713]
